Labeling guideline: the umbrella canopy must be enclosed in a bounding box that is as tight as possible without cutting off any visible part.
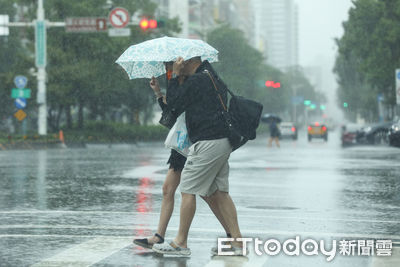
[115,36,219,79]
[261,114,282,123]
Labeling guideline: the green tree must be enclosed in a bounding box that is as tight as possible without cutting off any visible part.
[0,0,34,133]
[207,24,263,99]
[335,0,400,121]
[207,25,322,118]
[4,0,180,132]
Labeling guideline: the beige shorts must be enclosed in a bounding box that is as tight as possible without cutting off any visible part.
[180,138,232,197]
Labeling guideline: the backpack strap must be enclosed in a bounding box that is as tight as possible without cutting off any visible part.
[204,70,228,111]
[203,71,249,150]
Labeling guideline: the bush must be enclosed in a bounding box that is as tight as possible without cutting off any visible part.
[62,121,169,143]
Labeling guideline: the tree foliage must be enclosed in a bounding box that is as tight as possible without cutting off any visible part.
[335,0,400,121]
[207,25,323,119]
[1,0,180,133]
[0,0,34,129]
[1,2,321,134]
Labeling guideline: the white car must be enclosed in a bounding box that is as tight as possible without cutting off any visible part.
[280,122,298,140]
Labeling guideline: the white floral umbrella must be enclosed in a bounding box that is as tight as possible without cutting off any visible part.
[115,36,219,79]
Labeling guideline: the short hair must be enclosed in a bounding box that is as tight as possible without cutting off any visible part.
[188,56,201,63]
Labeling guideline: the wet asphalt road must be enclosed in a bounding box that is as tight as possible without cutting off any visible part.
[0,130,399,267]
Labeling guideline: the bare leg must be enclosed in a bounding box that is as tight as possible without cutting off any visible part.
[209,190,243,247]
[275,137,280,148]
[174,192,196,248]
[268,137,273,147]
[147,168,181,244]
[201,195,230,234]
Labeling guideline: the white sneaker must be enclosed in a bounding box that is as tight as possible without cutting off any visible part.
[152,241,191,257]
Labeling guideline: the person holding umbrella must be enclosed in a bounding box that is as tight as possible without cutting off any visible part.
[116,37,240,256]
[261,114,281,148]
[268,119,281,148]
[133,62,231,250]
[151,56,245,256]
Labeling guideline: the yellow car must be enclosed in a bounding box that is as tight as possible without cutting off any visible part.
[308,122,328,142]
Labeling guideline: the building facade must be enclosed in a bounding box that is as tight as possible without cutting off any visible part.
[153,0,254,42]
[152,0,189,38]
[252,0,299,70]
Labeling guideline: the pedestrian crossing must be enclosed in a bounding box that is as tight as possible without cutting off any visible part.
[1,220,398,267]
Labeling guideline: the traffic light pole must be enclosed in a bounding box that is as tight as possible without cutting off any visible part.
[37,0,47,135]
[1,2,139,135]
[1,0,64,136]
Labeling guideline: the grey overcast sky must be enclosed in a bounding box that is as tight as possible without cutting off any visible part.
[297,0,353,66]
[296,0,354,119]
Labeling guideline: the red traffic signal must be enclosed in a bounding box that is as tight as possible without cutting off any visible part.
[272,82,281,88]
[139,18,149,30]
[140,18,162,30]
[265,81,274,87]
[149,19,157,29]
[265,81,281,88]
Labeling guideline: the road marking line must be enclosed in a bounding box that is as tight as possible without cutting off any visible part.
[0,234,218,241]
[31,236,132,267]
[370,247,400,267]
[204,246,268,267]
[1,226,400,241]
[1,210,399,224]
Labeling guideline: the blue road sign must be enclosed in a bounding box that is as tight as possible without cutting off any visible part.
[377,93,384,102]
[14,75,28,89]
[291,96,304,104]
[15,98,27,109]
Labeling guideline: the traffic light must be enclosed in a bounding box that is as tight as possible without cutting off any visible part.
[265,81,281,88]
[343,102,348,108]
[139,18,165,30]
[265,81,274,87]
[320,105,326,110]
[139,18,149,30]
[304,100,311,106]
[272,82,281,88]
[148,19,157,29]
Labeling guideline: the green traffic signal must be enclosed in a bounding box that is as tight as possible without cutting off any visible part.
[343,102,348,108]
[304,100,311,106]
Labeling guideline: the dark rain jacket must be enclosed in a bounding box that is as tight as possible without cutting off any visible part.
[166,60,229,144]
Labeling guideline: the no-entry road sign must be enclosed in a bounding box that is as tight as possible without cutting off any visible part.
[109,7,130,28]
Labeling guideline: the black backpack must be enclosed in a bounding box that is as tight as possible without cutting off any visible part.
[204,70,263,150]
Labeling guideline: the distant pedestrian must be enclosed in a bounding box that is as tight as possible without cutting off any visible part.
[268,120,280,148]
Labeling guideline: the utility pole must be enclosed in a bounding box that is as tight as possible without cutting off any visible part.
[1,1,134,135]
[36,0,47,135]
[1,0,64,136]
